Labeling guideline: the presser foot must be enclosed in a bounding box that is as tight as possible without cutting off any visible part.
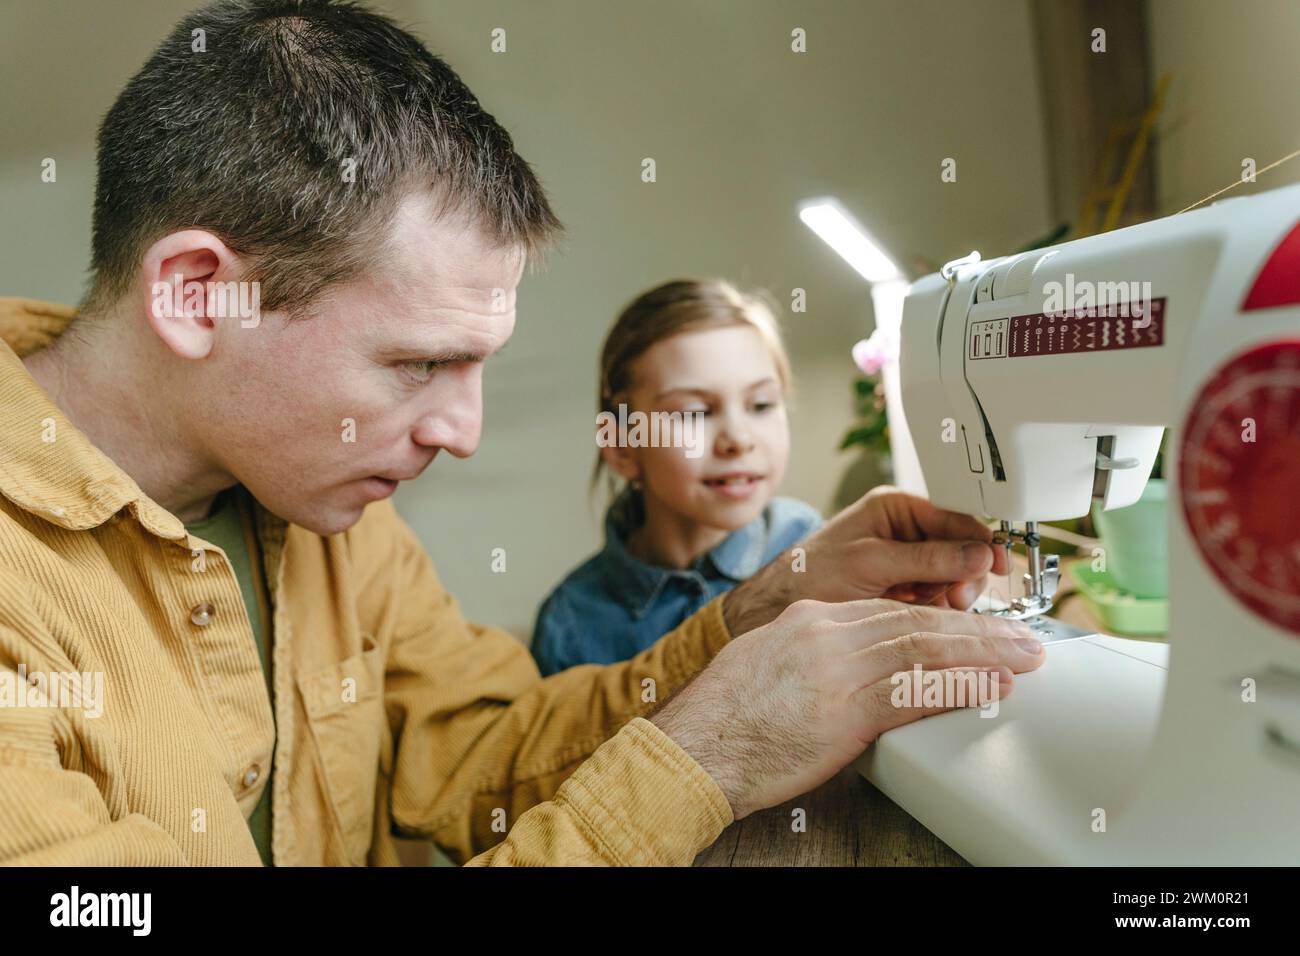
[979,593,1055,621]
[975,596,1093,644]
[976,520,1061,621]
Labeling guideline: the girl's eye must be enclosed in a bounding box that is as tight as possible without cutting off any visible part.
[751,400,776,413]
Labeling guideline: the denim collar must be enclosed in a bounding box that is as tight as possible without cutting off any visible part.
[600,489,770,619]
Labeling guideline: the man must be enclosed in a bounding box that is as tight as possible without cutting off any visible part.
[0,0,1041,866]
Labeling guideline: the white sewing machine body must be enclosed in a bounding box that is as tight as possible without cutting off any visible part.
[856,182,1300,864]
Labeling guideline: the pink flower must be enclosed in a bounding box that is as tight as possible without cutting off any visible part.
[852,330,893,376]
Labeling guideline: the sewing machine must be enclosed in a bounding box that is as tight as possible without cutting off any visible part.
[855,181,1300,864]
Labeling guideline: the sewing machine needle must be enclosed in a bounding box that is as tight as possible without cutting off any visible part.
[1006,548,1012,606]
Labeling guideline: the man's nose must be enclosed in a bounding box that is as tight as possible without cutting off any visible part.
[412,369,483,458]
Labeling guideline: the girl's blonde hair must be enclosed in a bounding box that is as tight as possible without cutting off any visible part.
[592,278,792,499]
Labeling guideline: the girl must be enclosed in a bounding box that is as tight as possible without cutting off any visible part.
[532,278,823,674]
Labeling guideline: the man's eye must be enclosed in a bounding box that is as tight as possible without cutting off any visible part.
[403,360,439,384]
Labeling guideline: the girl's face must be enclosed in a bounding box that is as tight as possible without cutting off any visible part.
[606,323,791,533]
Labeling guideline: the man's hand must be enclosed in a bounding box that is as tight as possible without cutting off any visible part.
[652,598,1042,819]
[722,486,1009,636]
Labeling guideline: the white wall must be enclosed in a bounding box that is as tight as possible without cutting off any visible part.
[384,0,1053,637]
[0,0,1054,638]
[1149,0,1300,212]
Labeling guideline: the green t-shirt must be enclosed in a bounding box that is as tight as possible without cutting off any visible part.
[184,486,275,866]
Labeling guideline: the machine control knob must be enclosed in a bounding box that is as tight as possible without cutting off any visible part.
[1180,339,1300,634]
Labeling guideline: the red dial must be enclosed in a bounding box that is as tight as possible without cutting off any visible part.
[1180,340,1300,634]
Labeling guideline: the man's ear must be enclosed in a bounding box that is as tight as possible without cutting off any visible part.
[598,437,641,483]
[139,229,242,360]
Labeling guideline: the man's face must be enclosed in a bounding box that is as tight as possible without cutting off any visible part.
[193,195,523,535]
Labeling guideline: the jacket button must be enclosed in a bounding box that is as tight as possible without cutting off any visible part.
[242,764,261,789]
[190,602,216,626]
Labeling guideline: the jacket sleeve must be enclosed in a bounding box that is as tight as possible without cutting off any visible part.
[356,502,735,864]
[0,618,189,866]
[463,717,732,866]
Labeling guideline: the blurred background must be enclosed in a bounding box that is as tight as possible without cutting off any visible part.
[2,0,1297,641]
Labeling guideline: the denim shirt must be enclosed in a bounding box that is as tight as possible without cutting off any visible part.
[531,492,823,675]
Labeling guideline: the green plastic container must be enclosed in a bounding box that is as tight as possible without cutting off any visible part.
[1091,479,1168,599]
[1066,560,1168,637]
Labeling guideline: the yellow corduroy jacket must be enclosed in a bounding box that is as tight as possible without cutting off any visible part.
[0,298,734,867]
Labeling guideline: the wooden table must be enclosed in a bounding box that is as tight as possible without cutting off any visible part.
[693,766,965,866]
[696,550,1166,866]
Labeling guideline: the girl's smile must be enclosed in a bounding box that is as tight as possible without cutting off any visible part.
[702,471,767,499]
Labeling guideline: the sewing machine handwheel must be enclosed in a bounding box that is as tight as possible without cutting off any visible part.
[1180,339,1300,634]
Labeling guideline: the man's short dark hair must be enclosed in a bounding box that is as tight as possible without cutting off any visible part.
[87,0,562,315]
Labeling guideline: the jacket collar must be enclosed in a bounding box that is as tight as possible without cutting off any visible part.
[600,488,769,619]
[0,298,289,558]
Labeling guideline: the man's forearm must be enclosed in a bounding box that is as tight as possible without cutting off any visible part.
[648,670,749,819]
[721,560,795,638]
